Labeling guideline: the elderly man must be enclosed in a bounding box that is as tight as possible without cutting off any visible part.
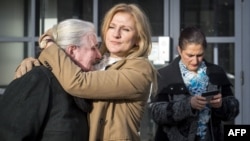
[0,19,101,141]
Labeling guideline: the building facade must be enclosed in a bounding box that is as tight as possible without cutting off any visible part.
[0,0,250,140]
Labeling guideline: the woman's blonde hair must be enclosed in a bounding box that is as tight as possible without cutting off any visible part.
[100,3,152,59]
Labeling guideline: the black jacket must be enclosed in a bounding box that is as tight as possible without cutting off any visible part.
[150,56,239,141]
[0,66,91,141]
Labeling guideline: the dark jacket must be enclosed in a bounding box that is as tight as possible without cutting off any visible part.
[150,56,239,141]
[0,66,91,141]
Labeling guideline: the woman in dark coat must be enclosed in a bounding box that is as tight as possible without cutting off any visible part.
[150,26,239,141]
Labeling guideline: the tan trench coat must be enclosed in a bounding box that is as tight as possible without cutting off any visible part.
[38,45,155,141]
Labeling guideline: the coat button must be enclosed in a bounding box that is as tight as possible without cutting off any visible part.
[99,118,104,124]
[44,61,52,71]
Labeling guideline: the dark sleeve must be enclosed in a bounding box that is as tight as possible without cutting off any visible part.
[207,63,239,121]
[150,96,197,125]
[150,71,197,125]
[217,77,239,119]
[212,96,239,120]
[74,97,92,113]
[0,67,51,141]
[150,60,199,125]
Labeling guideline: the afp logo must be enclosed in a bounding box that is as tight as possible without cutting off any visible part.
[224,125,250,140]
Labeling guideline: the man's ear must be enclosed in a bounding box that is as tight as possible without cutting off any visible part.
[65,45,77,56]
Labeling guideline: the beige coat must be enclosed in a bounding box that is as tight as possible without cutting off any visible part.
[38,45,155,141]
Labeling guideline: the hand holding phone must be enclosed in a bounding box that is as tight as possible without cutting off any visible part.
[202,90,219,101]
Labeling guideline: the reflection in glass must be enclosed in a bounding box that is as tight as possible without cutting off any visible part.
[181,0,234,36]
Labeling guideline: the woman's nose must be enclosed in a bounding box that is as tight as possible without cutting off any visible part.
[113,29,121,38]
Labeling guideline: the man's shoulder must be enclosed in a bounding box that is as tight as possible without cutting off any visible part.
[16,66,53,83]
[1,66,52,100]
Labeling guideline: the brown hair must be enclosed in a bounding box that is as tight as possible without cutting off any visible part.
[178,26,207,50]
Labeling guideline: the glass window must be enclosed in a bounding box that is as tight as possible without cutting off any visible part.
[0,0,27,37]
[205,43,235,98]
[98,0,164,36]
[0,43,27,86]
[180,0,234,36]
[39,0,164,36]
[39,0,93,34]
[205,43,235,76]
[0,0,34,87]
[57,0,93,22]
[39,0,58,34]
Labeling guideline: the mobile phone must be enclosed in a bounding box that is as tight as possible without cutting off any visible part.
[202,90,219,101]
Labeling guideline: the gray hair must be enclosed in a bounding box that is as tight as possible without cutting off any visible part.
[51,19,96,49]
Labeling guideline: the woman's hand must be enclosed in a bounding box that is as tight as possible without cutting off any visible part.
[208,93,222,108]
[14,57,41,79]
[39,28,54,49]
[191,95,208,110]
[14,29,54,79]
[39,35,54,49]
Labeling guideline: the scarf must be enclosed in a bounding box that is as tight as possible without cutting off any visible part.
[179,61,210,139]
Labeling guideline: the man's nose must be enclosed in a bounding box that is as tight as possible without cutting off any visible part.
[96,51,102,59]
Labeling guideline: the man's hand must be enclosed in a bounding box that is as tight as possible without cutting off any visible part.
[14,57,41,79]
